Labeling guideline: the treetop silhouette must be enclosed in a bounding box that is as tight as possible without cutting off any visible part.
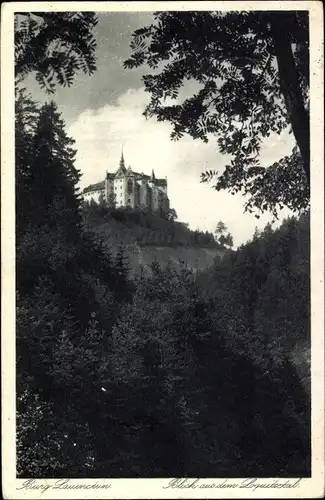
[124,11,310,217]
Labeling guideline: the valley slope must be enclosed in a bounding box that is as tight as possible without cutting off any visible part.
[82,204,227,273]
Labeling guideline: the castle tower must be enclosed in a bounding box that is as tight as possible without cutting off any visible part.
[149,169,159,211]
[119,149,126,173]
[125,162,137,208]
[105,170,114,206]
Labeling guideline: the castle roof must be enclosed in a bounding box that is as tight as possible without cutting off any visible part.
[132,171,167,186]
[155,178,168,187]
[83,181,105,194]
[83,174,167,193]
[132,171,150,180]
[114,168,126,178]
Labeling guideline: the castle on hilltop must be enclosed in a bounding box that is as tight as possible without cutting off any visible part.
[83,152,170,213]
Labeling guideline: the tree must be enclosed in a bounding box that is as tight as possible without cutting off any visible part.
[15,87,40,236]
[113,244,134,303]
[15,12,97,93]
[27,101,82,236]
[124,11,310,216]
[214,221,234,248]
[166,207,178,221]
[98,191,105,206]
[107,191,117,210]
[220,233,234,249]
[215,220,228,236]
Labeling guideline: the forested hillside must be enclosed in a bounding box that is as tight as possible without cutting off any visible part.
[198,213,310,391]
[81,202,225,273]
[83,202,218,247]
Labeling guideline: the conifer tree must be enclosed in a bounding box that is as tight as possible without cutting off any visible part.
[30,101,81,232]
[113,244,134,303]
[15,88,40,236]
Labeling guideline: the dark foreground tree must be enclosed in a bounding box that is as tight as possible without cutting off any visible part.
[15,98,134,477]
[124,11,310,216]
[15,87,40,235]
[15,12,97,92]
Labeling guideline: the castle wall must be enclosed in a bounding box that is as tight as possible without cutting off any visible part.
[135,182,140,208]
[84,189,105,204]
[105,178,114,205]
[150,184,167,212]
[148,182,157,211]
[124,176,137,208]
[139,181,151,209]
[161,193,170,212]
[114,176,126,208]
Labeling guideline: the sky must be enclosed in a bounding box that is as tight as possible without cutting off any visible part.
[24,11,296,247]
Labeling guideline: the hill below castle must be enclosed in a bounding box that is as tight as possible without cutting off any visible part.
[82,203,226,273]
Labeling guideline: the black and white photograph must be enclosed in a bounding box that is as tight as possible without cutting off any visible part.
[1,1,324,498]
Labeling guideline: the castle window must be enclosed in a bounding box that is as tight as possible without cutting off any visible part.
[127,179,133,194]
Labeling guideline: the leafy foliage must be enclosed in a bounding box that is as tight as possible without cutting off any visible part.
[15,12,97,92]
[124,11,310,216]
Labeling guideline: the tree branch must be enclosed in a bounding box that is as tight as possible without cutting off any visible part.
[270,15,310,185]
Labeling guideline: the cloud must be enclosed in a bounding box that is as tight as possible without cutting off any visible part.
[68,87,295,246]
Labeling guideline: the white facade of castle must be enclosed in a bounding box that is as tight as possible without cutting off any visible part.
[83,153,170,213]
